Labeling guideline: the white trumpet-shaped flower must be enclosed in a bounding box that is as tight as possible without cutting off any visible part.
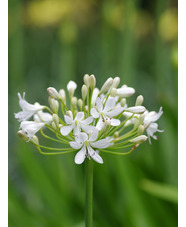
[15,93,44,122]
[144,107,164,143]
[20,121,45,140]
[60,111,94,136]
[70,129,111,164]
[91,97,124,130]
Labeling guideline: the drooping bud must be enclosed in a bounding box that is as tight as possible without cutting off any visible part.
[89,74,96,90]
[77,99,83,110]
[100,77,113,94]
[125,106,146,114]
[59,89,66,104]
[117,85,135,97]
[47,87,60,99]
[83,74,90,87]
[17,130,28,141]
[67,81,77,97]
[52,114,59,127]
[48,97,59,113]
[129,135,147,144]
[120,98,126,107]
[81,85,87,100]
[135,95,144,106]
[110,88,117,97]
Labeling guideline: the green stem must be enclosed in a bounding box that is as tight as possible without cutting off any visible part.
[85,159,93,227]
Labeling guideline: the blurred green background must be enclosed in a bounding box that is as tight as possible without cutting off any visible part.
[8,0,178,226]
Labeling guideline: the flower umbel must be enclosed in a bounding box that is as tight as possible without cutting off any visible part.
[15,75,163,164]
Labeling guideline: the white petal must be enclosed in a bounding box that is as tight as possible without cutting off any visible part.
[75,112,84,121]
[76,132,88,143]
[103,97,116,112]
[96,97,103,112]
[81,116,93,125]
[67,81,77,91]
[74,145,86,164]
[81,125,95,133]
[64,115,73,124]
[106,107,124,117]
[91,138,111,149]
[89,129,98,141]
[110,118,120,126]
[151,107,163,122]
[60,125,73,136]
[91,108,99,118]
[87,146,103,164]
[69,141,83,150]
[96,118,104,130]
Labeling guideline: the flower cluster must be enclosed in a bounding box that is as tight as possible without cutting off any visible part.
[15,75,163,164]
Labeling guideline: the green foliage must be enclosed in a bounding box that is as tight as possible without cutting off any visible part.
[9,0,177,226]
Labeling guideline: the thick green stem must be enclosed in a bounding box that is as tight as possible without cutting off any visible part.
[85,159,94,227]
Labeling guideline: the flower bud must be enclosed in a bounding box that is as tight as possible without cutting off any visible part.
[125,106,146,114]
[17,130,28,141]
[78,99,83,110]
[48,97,59,113]
[91,88,99,106]
[81,85,87,100]
[31,135,39,145]
[67,81,77,97]
[137,125,145,135]
[52,121,57,130]
[139,114,145,124]
[110,88,117,97]
[85,105,88,112]
[135,95,144,106]
[129,135,147,144]
[100,77,113,94]
[52,114,59,127]
[101,120,110,132]
[84,74,90,87]
[114,131,119,138]
[47,87,60,99]
[89,74,96,89]
[66,110,73,119]
[59,89,66,104]
[111,77,120,89]
[117,85,135,97]
[120,98,126,107]
[71,97,77,107]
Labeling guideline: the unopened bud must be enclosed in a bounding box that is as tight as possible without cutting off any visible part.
[85,105,88,112]
[59,89,66,104]
[48,97,59,113]
[84,74,90,87]
[52,114,59,127]
[100,77,113,94]
[121,98,126,107]
[78,99,83,110]
[125,106,146,114]
[52,122,57,130]
[89,74,96,89]
[129,135,147,144]
[102,120,110,132]
[31,135,39,145]
[47,87,60,99]
[137,125,145,135]
[71,97,77,107]
[17,130,28,141]
[111,77,120,89]
[117,85,135,97]
[114,131,119,138]
[110,88,117,97]
[91,88,99,106]
[139,114,145,124]
[66,110,73,119]
[135,95,144,106]
[67,81,77,97]
[81,85,87,100]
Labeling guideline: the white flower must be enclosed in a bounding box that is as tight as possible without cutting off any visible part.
[15,92,44,122]
[144,107,164,143]
[69,129,111,164]
[34,109,53,125]
[20,121,45,140]
[60,111,94,136]
[91,97,124,130]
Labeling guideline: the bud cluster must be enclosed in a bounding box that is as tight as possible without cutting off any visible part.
[15,74,163,164]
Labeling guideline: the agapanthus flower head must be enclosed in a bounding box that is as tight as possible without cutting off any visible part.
[15,75,163,164]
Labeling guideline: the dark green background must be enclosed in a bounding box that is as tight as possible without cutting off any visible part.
[9,0,178,226]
